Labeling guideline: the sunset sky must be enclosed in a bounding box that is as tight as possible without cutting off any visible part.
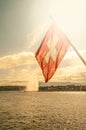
[0,0,86,85]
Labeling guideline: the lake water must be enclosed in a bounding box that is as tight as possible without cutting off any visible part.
[0,91,86,130]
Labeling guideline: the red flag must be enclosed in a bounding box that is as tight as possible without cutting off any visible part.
[35,23,70,82]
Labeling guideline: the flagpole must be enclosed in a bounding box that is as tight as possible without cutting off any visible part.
[70,43,86,66]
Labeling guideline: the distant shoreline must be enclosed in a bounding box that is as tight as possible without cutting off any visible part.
[0,85,86,91]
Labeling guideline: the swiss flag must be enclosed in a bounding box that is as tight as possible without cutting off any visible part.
[35,22,70,82]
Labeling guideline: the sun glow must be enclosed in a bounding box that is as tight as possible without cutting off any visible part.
[27,0,86,52]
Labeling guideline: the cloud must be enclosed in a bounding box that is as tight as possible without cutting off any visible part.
[0,51,41,82]
[51,50,86,83]
[0,51,35,69]
[60,50,86,67]
[0,50,86,84]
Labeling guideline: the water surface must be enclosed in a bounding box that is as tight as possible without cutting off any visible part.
[0,91,86,130]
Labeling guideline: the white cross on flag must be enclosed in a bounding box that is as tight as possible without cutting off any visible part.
[35,22,70,82]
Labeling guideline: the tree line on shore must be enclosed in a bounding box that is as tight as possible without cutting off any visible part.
[39,85,86,91]
[0,85,26,91]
